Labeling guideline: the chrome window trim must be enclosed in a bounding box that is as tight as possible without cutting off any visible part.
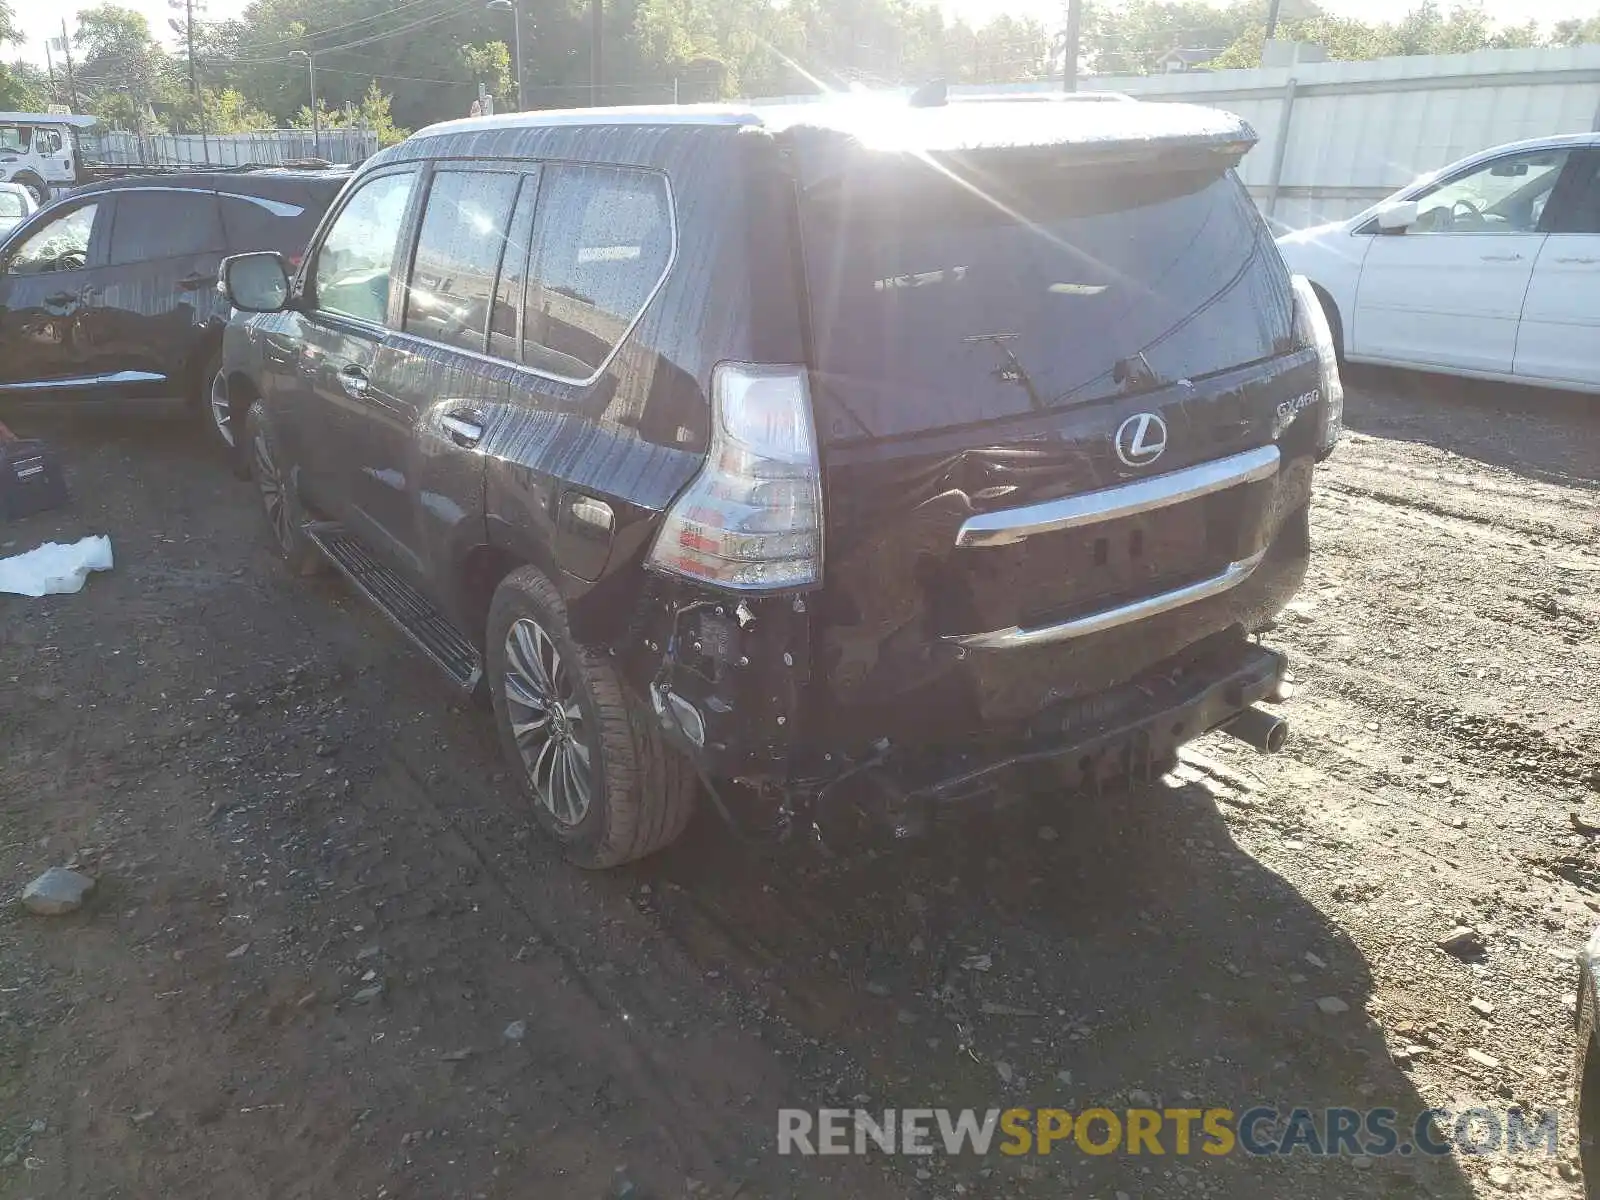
[511,163,678,390]
[955,444,1281,550]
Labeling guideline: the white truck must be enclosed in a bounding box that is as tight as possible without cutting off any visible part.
[0,113,98,205]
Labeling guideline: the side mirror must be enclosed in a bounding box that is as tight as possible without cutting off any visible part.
[1376,200,1419,233]
[220,251,292,313]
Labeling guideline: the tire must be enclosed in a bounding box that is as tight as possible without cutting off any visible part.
[202,354,248,477]
[244,399,326,577]
[487,565,696,868]
[13,172,48,206]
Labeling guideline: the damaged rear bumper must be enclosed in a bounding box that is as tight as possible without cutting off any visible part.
[826,633,1287,820]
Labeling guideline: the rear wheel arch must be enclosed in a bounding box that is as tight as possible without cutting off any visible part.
[454,543,643,652]
[1309,281,1346,362]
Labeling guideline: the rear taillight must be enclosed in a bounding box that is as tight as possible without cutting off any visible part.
[646,363,823,591]
[1290,274,1343,456]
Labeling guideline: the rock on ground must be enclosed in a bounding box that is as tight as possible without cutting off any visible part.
[20,867,95,915]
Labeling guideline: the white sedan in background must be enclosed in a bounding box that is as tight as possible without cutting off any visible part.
[0,181,36,238]
[1277,133,1600,393]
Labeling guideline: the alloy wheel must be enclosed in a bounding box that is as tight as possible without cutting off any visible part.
[503,616,593,827]
[253,429,292,553]
[210,372,234,448]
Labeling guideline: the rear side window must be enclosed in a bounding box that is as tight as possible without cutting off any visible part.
[219,193,311,257]
[1547,153,1600,235]
[311,169,418,325]
[403,169,522,352]
[522,164,673,380]
[109,190,224,265]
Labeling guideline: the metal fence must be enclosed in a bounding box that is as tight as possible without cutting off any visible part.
[84,127,379,168]
[750,43,1600,232]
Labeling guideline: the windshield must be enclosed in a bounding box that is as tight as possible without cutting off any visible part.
[800,163,1293,441]
[0,126,31,154]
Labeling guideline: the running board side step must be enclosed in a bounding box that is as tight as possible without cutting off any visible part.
[304,522,483,693]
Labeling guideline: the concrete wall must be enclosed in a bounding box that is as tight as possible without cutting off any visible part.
[749,44,1600,231]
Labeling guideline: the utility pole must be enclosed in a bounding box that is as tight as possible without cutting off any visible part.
[1264,0,1284,42]
[291,51,320,157]
[1062,0,1082,92]
[187,0,198,99]
[61,20,81,113]
[589,0,603,107]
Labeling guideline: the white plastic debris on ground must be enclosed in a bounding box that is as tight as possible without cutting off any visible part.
[0,535,114,597]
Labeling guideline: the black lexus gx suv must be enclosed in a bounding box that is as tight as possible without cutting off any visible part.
[217,95,1343,868]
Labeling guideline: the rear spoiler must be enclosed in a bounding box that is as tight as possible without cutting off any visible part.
[777,102,1258,193]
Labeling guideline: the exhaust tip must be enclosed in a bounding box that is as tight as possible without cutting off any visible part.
[1222,706,1290,755]
[1262,716,1289,754]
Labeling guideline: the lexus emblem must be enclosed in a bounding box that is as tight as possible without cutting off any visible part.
[1114,412,1168,468]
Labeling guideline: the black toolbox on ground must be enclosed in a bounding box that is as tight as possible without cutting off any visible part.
[0,425,70,520]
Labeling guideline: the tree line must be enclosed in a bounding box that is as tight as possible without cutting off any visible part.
[0,0,1597,145]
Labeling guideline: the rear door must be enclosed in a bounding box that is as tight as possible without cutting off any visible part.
[85,186,229,401]
[1351,146,1568,375]
[358,163,528,587]
[0,197,113,401]
[1514,150,1600,391]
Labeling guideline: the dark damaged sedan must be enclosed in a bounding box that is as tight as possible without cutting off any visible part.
[214,95,1343,867]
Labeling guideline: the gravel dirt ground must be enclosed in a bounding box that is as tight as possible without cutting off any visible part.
[2,368,1597,1200]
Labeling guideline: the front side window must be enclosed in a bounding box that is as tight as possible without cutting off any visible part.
[109,190,224,265]
[0,126,31,154]
[522,164,673,379]
[403,169,522,352]
[7,203,99,275]
[1409,150,1569,234]
[312,169,419,325]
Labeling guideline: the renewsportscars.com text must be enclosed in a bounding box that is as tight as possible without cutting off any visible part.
[777,1106,1559,1158]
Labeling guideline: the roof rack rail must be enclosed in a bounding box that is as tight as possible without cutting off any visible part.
[950,91,1135,104]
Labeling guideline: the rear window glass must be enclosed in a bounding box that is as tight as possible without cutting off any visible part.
[403,169,522,352]
[800,165,1291,441]
[110,189,224,264]
[522,164,673,380]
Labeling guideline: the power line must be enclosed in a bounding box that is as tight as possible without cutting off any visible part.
[219,0,462,55]
[217,0,479,65]
[315,64,471,86]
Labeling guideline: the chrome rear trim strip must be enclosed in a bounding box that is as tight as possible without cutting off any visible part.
[955,444,1281,549]
[948,548,1269,650]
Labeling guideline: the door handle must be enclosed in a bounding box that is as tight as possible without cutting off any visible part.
[337,365,369,399]
[441,412,485,447]
[1479,253,1523,262]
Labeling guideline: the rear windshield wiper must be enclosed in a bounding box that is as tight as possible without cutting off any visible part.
[962,332,1046,412]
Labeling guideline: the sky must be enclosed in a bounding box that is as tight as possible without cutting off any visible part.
[11,0,1596,68]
